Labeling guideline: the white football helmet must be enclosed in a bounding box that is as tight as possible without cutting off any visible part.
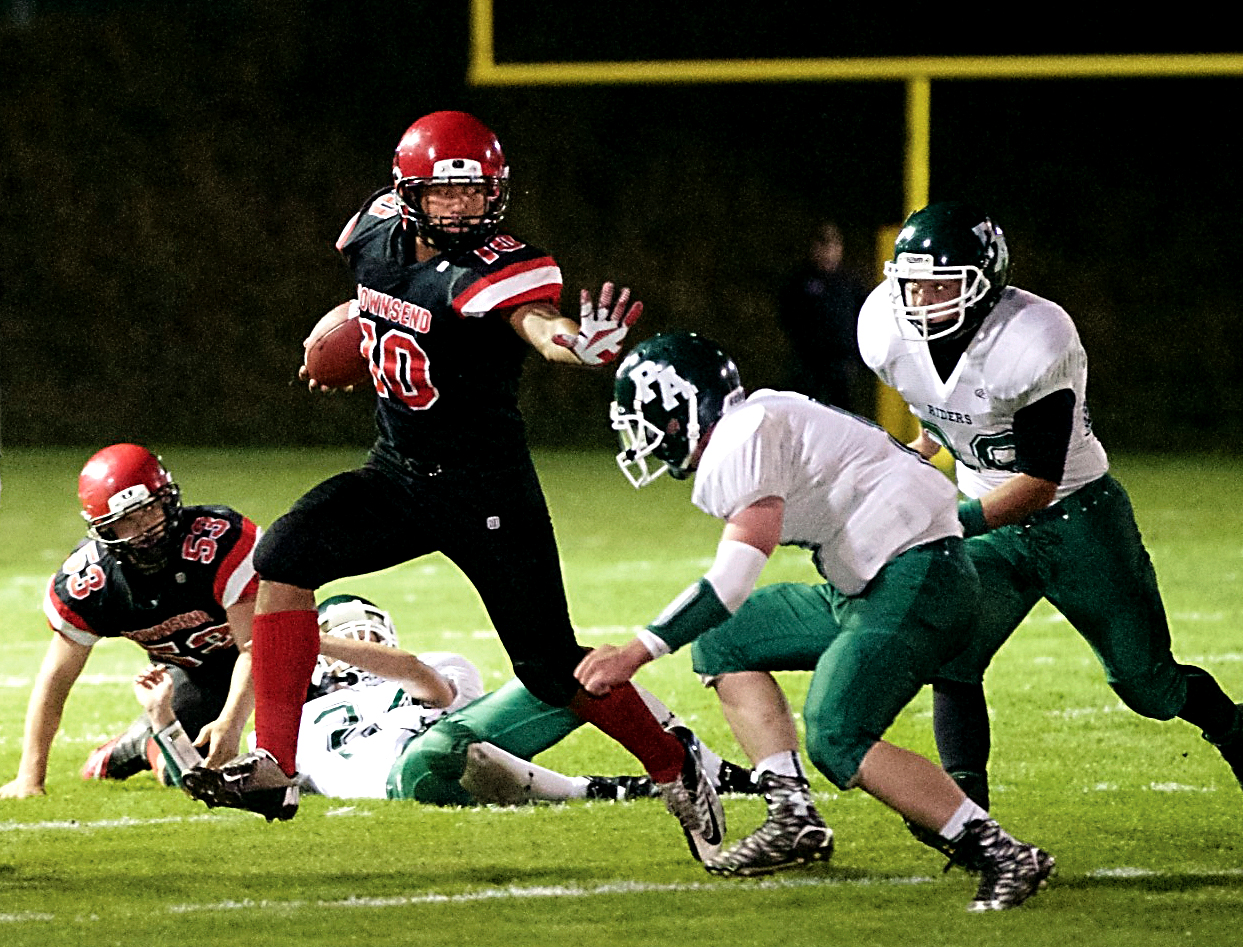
[312,594,399,691]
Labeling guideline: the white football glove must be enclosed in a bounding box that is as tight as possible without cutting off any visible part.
[553,281,643,366]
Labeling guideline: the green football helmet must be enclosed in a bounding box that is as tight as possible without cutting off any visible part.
[610,331,745,488]
[884,201,1010,341]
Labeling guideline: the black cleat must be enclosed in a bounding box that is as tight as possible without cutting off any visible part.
[657,727,725,861]
[584,774,661,801]
[182,749,300,822]
[81,719,154,781]
[716,759,761,795]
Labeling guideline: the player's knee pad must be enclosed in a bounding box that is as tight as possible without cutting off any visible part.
[386,719,477,806]
[690,636,736,678]
[252,515,314,586]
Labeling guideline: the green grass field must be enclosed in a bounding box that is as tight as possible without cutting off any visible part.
[2,448,1242,946]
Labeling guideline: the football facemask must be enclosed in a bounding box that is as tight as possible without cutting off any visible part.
[884,201,1010,343]
[313,595,400,691]
[391,111,510,253]
[885,254,993,341]
[610,332,744,489]
[610,388,702,489]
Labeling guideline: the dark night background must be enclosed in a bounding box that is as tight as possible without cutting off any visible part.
[1,0,1240,454]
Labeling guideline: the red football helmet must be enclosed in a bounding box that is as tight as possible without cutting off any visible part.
[78,444,183,573]
[391,110,510,252]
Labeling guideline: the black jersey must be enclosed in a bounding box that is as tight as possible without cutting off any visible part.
[335,189,563,467]
[44,505,260,671]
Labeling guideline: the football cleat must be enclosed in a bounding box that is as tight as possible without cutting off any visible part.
[181,749,300,822]
[584,774,661,801]
[657,727,725,861]
[704,773,833,877]
[954,819,1055,912]
[81,719,154,781]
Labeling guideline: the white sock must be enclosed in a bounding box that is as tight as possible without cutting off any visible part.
[939,796,990,841]
[460,742,583,803]
[754,750,804,780]
[633,683,730,787]
[522,762,585,801]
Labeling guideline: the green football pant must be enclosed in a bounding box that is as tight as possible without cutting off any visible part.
[935,474,1187,719]
[386,677,582,804]
[693,537,978,789]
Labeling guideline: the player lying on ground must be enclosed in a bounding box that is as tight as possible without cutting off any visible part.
[1,444,259,799]
[166,595,755,806]
[576,332,1055,912]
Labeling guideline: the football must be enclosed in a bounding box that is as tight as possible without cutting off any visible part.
[304,303,368,389]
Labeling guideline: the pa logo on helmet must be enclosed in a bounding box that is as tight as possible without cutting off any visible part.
[628,360,697,410]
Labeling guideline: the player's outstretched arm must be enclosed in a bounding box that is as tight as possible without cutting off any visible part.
[0,634,91,798]
[513,282,643,366]
[576,497,780,697]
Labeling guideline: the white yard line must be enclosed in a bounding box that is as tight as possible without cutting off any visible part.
[166,874,937,915]
[5,807,1242,925]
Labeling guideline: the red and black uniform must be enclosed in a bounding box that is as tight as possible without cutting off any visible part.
[255,189,584,707]
[45,505,260,736]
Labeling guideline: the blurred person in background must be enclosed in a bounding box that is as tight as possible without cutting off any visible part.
[776,220,872,417]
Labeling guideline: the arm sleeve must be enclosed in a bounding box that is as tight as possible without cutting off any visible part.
[1012,388,1075,483]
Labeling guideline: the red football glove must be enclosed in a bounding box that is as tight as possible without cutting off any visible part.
[554,282,644,366]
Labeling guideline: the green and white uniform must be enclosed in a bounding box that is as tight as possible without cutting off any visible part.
[296,652,485,798]
[386,677,585,805]
[682,390,978,788]
[858,283,1186,718]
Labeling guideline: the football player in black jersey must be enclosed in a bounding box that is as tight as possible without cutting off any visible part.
[1,444,261,798]
[182,111,724,857]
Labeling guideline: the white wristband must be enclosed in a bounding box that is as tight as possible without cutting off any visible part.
[703,539,769,612]
[636,628,672,659]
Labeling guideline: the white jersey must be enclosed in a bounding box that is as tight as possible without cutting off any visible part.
[691,389,960,595]
[294,652,484,799]
[857,283,1108,501]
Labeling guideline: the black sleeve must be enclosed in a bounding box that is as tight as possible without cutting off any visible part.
[1012,388,1075,482]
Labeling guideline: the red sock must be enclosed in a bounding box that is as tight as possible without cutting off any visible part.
[251,609,320,776]
[570,683,685,783]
